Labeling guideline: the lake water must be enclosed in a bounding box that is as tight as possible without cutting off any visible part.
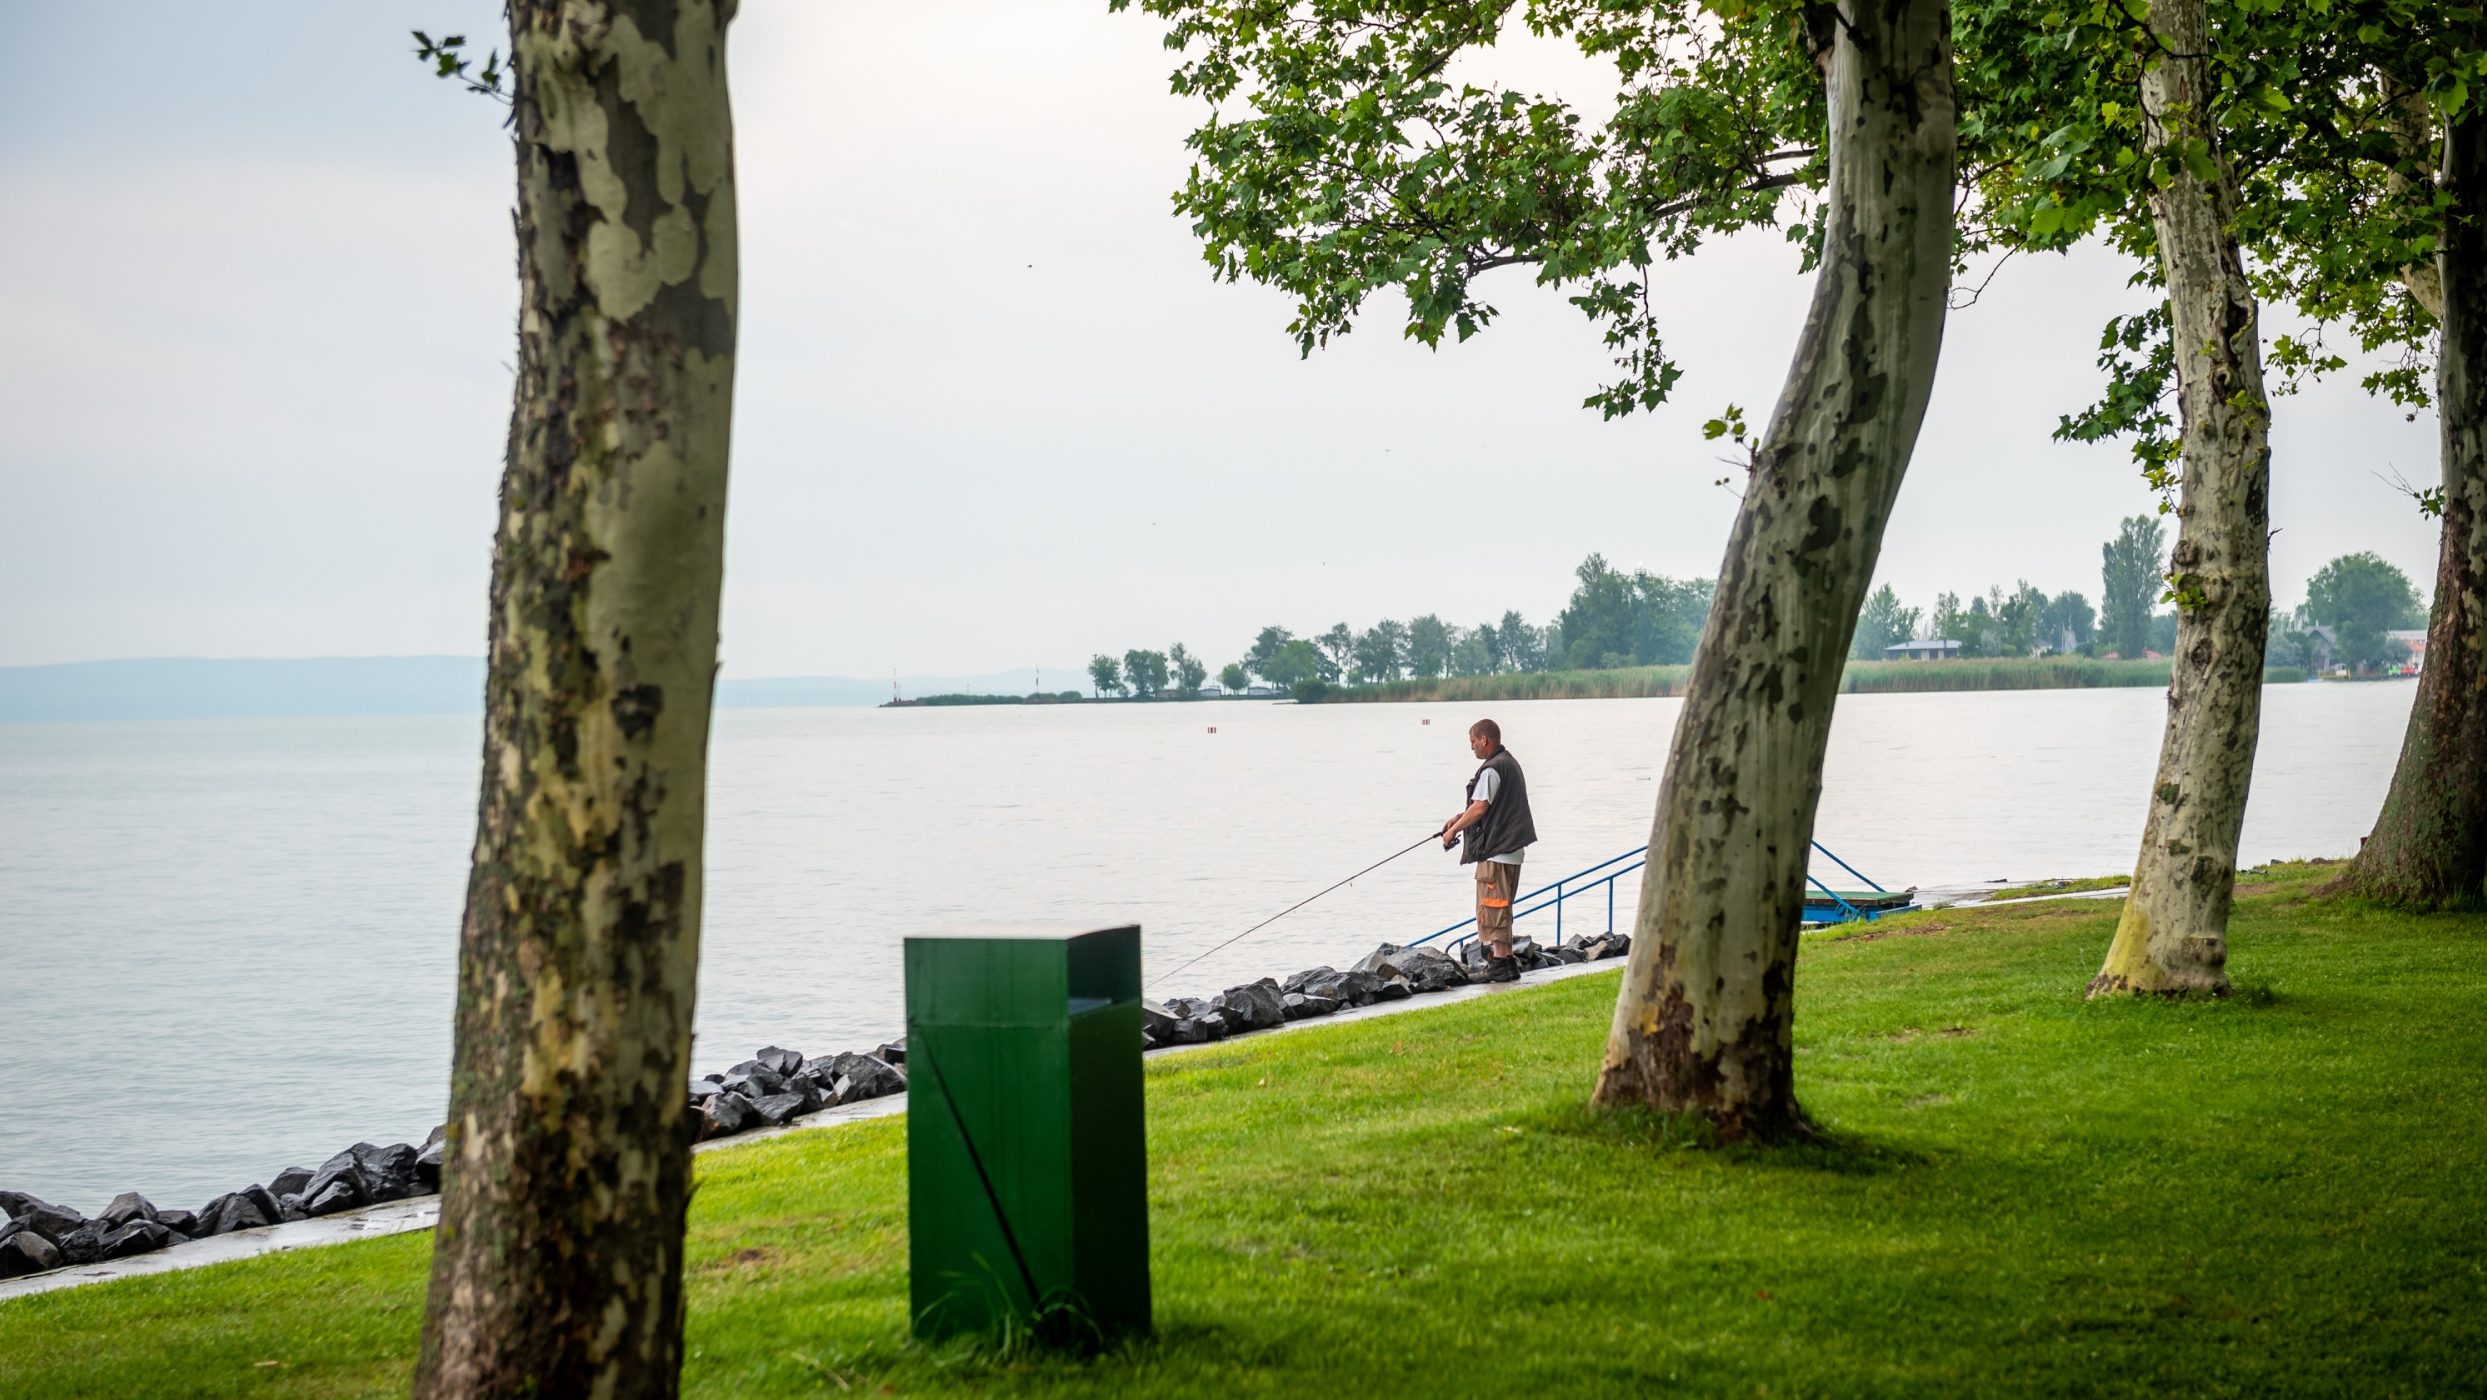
[0,682,2415,1211]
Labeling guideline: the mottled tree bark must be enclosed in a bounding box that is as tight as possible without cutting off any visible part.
[2089,0,2269,998]
[414,3,739,1397]
[1592,0,1954,1137]
[2333,111,2487,909]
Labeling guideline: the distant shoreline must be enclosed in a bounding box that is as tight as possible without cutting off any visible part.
[882,691,1274,708]
[1305,657,2320,704]
[875,657,2334,709]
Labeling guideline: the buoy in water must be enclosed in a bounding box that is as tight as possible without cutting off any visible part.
[1421,718,1431,725]
[1207,726,1217,734]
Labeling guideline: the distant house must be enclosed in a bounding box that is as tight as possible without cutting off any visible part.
[1884,639,1962,662]
[2299,624,2339,674]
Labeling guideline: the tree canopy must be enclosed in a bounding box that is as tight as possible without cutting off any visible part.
[2099,514,2166,659]
[1089,653,1125,697]
[1110,0,1830,418]
[2305,551,2425,669]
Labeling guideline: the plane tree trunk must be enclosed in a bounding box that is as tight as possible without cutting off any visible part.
[2088,0,2272,998]
[2333,111,2487,909]
[414,3,740,1397]
[1591,0,1956,1138]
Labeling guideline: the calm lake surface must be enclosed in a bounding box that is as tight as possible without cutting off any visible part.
[0,682,2414,1210]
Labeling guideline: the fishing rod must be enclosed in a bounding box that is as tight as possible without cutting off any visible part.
[1146,830,1448,994]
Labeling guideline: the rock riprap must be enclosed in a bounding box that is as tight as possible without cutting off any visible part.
[0,927,1628,1280]
[1138,930,1627,1049]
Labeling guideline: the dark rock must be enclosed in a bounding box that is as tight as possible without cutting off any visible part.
[699,1092,756,1140]
[56,1224,104,1265]
[355,1143,421,1202]
[752,1091,808,1126]
[1149,1005,1217,1045]
[688,1077,728,1101]
[305,1180,363,1217]
[1348,944,1406,978]
[1548,946,1586,965]
[14,1200,86,1245]
[100,1220,173,1260]
[873,1039,906,1066]
[1306,968,1384,1007]
[1280,966,1338,995]
[156,1207,198,1236]
[203,1193,272,1235]
[267,1166,315,1199]
[15,1198,85,1243]
[797,1051,904,1106]
[97,1192,160,1231]
[1372,978,1412,1002]
[1195,1011,1232,1039]
[754,1045,805,1077]
[1281,992,1339,1020]
[0,1228,61,1277]
[723,1066,787,1099]
[1166,995,1216,1019]
[239,1184,284,1223]
[1372,945,1468,993]
[303,1151,369,1213]
[0,1189,60,1221]
[416,1127,447,1188]
[1510,936,1560,970]
[1214,981,1286,1032]
[277,1194,309,1223]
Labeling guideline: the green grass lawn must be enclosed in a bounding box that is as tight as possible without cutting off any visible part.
[7,862,2483,1397]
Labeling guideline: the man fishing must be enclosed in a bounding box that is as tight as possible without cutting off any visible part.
[1441,718,1537,984]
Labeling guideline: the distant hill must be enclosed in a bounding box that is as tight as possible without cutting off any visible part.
[0,658,1080,723]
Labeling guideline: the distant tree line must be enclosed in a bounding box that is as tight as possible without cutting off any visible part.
[1086,643,1210,699]
[1851,516,2427,672]
[1082,530,2425,700]
[1084,553,1720,699]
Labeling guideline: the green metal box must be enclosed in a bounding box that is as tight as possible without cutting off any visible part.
[904,924,1150,1344]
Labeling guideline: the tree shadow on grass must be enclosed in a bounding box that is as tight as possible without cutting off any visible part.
[1520,1098,1927,1176]
[804,1318,1265,1390]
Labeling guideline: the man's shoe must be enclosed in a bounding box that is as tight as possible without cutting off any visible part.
[1485,955,1520,984]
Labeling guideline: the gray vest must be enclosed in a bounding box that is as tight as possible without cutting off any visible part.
[1461,748,1538,865]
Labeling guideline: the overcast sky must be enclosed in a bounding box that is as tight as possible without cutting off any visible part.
[0,2,2446,679]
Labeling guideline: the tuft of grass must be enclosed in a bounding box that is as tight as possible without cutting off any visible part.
[5,862,2484,1397]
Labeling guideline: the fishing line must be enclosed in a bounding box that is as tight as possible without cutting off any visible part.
[1146,831,1444,994]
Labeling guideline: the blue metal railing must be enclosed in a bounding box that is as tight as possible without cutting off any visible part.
[1409,840,1898,955]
